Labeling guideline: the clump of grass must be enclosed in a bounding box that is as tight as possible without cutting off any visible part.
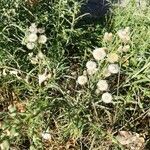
[0,0,150,149]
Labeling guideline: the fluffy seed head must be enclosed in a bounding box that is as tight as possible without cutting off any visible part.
[117,28,130,43]
[27,33,38,42]
[107,53,119,63]
[108,64,119,74]
[26,42,35,50]
[29,23,38,33]
[86,61,97,70]
[77,75,88,85]
[38,35,47,44]
[103,32,113,42]
[97,79,108,91]
[38,28,45,34]
[102,92,113,103]
[41,132,51,140]
[93,48,107,61]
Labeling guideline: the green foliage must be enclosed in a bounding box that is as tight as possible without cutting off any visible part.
[0,0,150,149]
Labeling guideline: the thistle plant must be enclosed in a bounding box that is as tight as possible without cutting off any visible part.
[0,0,150,149]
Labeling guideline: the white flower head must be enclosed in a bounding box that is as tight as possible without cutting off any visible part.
[26,42,35,50]
[86,61,97,70]
[103,32,113,42]
[93,47,107,61]
[77,75,88,85]
[122,45,130,52]
[27,33,38,43]
[117,30,126,37]
[108,64,119,74]
[102,92,113,103]
[38,35,47,44]
[30,56,38,64]
[29,23,38,33]
[38,69,51,86]
[38,74,47,85]
[122,36,130,43]
[97,80,108,91]
[107,53,119,63]
[117,28,130,43]
[38,28,45,34]
[41,132,51,140]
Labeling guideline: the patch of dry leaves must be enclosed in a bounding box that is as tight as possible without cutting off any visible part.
[116,130,145,150]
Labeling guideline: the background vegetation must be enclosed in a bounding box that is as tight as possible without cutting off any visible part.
[0,0,150,149]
